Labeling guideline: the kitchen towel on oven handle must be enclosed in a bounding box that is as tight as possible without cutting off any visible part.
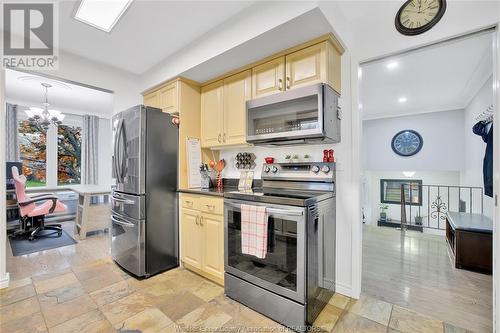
[241,204,268,259]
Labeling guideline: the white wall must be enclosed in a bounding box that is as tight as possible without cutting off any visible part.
[362,110,465,171]
[98,118,112,188]
[463,76,495,218]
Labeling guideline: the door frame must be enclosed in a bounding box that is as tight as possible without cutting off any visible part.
[354,25,500,332]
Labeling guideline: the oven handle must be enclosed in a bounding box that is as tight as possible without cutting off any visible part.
[111,195,135,205]
[224,202,303,216]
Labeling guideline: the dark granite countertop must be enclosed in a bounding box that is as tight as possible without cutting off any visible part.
[446,211,493,233]
[177,187,237,197]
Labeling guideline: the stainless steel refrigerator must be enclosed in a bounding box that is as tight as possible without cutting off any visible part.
[111,105,178,278]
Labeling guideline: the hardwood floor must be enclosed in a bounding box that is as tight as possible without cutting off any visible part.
[362,224,492,333]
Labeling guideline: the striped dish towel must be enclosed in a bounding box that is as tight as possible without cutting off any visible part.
[241,204,268,259]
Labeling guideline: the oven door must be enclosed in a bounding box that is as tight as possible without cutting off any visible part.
[224,199,306,303]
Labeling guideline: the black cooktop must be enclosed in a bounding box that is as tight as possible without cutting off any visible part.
[223,188,334,207]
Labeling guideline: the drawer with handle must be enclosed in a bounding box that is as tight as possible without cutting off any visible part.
[200,196,223,215]
[181,194,200,210]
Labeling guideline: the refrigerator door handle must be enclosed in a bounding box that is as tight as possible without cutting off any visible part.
[120,123,127,182]
[111,215,135,227]
[113,118,124,182]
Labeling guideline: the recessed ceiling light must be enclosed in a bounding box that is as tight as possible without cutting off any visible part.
[74,0,133,33]
[398,97,407,103]
[386,61,399,70]
[402,171,416,178]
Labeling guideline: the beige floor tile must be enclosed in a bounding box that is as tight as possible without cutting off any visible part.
[140,282,175,302]
[48,309,114,333]
[158,323,185,333]
[177,304,232,329]
[329,293,351,310]
[313,303,344,332]
[190,281,224,302]
[100,291,154,325]
[79,270,124,293]
[443,323,471,333]
[156,290,206,321]
[5,277,32,290]
[115,307,173,332]
[332,312,387,333]
[31,268,73,283]
[33,272,79,294]
[89,280,137,306]
[0,296,40,324]
[208,295,245,318]
[0,283,36,307]
[38,282,86,304]
[40,294,98,328]
[389,306,444,333]
[347,294,393,326]
[0,311,47,333]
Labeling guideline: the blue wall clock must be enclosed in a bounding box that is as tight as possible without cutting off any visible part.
[391,130,423,157]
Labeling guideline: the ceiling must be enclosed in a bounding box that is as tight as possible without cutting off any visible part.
[5,69,114,116]
[359,31,493,120]
[58,0,254,74]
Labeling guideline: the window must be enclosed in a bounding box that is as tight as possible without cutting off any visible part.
[18,120,47,187]
[380,179,422,206]
[57,124,82,185]
[17,110,83,188]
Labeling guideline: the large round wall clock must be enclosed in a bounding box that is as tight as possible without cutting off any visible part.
[391,130,423,157]
[395,0,447,36]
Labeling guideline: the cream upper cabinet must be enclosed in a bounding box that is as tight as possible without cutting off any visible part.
[158,82,178,114]
[223,70,251,146]
[285,43,327,90]
[200,213,224,280]
[181,208,202,269]
[143,91,160,108]
[201,80,224,148]
[251,57,285,99]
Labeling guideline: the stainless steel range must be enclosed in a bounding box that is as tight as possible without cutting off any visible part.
[224,162,336,330]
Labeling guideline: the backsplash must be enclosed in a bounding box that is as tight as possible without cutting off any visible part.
[219,144,338,179]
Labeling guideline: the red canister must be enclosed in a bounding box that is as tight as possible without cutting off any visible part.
[323,150,329,162]
[328,149,335,162]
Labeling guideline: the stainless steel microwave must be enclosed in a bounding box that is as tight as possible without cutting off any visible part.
[246,83,341,145]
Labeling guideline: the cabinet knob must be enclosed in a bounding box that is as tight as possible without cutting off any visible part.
[278,78,283,91]
[200,216,204,226]
[195,216,199,225]
[286,77,290,89]
[223,133,226,143]
[218,133,222,143]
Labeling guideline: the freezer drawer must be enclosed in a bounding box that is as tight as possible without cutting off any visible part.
[111,191,145,220]
[111,213,146,277]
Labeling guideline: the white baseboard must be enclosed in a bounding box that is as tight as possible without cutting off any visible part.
[335,281,353,298]
[0,272,10,289]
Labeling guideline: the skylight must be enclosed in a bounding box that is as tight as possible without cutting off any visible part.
[74,0,133,33]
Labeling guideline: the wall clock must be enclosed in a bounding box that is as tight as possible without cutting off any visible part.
[391,130,423,156]
[395,0,446,36]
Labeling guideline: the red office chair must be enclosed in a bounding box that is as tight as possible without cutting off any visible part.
[10,166,67,241]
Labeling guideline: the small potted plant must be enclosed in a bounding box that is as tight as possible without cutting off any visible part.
[284,154,292,163]
[379,204,389,221]
[303,154,311,162]
[292,154,300,163]
[415,213,425,225]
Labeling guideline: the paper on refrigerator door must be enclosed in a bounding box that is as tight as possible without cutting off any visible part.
[186,137,202,188]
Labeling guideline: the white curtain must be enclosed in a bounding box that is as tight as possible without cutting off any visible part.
[82,115,99,184]
[5,103,19,162]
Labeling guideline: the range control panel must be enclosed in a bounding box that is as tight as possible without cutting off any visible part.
[261,162,336,182]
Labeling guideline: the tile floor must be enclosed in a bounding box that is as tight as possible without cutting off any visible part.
[1,257,474,332]
[1,222,475,332]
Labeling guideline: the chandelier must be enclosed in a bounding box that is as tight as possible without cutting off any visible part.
[25,83,65,127]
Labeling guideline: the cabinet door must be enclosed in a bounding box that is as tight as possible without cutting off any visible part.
[181,208,202,269]
[158,82,178,114]
[201,213,224,280]
[285,43,327,90]
[223,70,251,146]
[143,91,160,108]
[201,81,224,148]
[251,57,285,99]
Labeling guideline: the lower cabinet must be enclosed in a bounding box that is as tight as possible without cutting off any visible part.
[180,194,224,285]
